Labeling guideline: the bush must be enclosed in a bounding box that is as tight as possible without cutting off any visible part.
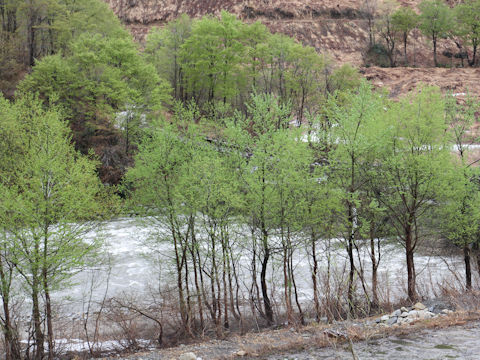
[364,43,391,67]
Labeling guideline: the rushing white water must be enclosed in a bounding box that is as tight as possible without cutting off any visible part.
[53,217,467,318]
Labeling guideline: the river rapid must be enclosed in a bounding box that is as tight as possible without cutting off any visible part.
[55,217,468,317]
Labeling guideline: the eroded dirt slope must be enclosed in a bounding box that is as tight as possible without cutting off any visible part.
[104,0,480,97]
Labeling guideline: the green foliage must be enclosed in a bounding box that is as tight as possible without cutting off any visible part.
[19,32,171,181]
[145,14,193,100]
[0,95,109,282]
[392,6,419,65]
[392,7,419,34]
[146,12,329,119]
[180,12,247,108]
[0,95,113,356]
[454,0,480,66]
[328,64,362,94]
[419,0,453,66]
[441,94,480,248]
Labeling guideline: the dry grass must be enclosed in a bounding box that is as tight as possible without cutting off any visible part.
[112,308,480,359]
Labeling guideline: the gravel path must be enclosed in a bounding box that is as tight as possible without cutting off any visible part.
[98,318,480,360]
[263,321,480,360]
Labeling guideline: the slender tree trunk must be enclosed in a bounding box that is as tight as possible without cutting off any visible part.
[370,222,379,308]
[183,245,193,333]
[405,221,417,301]
[311,230,320,320]
[221,229,229,329]
[32,277,44,360]
[260,230,273,325]
[347,202,356,315]
[473,241,480,280]
[190,244,204,331]
[172,229,188,332]
[282,225,293,324]
[464,242,472,290]
[289,233,304,324]
[226,242,239,321]
[433,37,438,67]
[403,32,408,66]
[42,225,53,358]
[473,44,477,67]
[44,283,54,359]
[0,252,21,360]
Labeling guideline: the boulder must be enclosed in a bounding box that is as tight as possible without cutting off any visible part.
[413,302,426,310]
[408,310,419,318]
[392,309,402,317]
[401,307,409,312]
[179,353,197,360]
[401,311,409,318]
[236,350,247,356]
[417,310,430,320]
[381,315,390,322]
[386,316,398,325]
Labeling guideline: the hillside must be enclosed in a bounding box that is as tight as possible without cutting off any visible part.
[104,0,480,97]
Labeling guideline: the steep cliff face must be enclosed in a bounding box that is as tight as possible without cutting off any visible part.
[104,0,480,96]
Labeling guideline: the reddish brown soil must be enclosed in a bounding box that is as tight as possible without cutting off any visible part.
[103,0,480,98]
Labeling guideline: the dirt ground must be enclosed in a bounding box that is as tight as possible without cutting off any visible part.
[98,310,480,360]
[103,0,480,99]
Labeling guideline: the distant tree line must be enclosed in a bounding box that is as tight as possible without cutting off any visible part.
[367,0,480,67]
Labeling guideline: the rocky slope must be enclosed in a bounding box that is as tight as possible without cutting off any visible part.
[103,0,480,97]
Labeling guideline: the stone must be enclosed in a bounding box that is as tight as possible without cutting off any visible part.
[401,311,409,318]
[386,316,398,325]
[236,350,247,356]
[401,307,409,312]
[442,309,454,314]
[408,310,419,318]
[392,309,402,317]
[413,302,426,310]
[381,315,390,322]
[417,310,429,320]
[179,352,197,360]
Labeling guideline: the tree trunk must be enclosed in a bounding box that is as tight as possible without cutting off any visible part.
[44,283,54,359]
[260,231,273,325]
[347,202,356,316]
[189,238,204,331]
[32,277,44,360]
[370,228,379,308]
[173,229,188,332]
[403,32,408,66]
[311,230,320,320]
[464,242,472,290]
[289,232,304,324]
[0,253,21,360]
[472,44,477,67]
[282,229,293,324]
[433,37,438,67]
[405,222,417,301]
